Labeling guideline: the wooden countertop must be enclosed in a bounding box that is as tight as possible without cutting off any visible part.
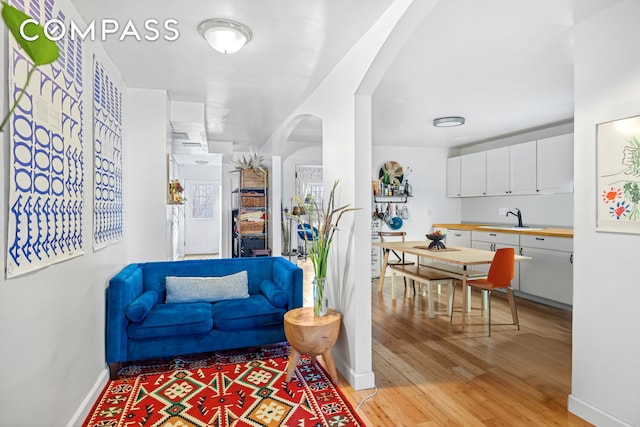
[432,223,573,238]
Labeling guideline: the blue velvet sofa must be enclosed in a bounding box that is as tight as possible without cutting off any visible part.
[106,256,303,379]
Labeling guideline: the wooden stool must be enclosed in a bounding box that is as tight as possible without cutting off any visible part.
[283,307,341,383]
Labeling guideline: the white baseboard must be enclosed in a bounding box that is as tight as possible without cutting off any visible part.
[66,368,109,427]
[334,355,376,391]
[568,394,633,427]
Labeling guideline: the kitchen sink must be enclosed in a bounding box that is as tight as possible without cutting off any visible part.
[477,225,545,231]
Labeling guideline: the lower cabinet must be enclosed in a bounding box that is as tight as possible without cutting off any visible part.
[471,231,520,290]
[519,235,573,305]
[442,228,471,248]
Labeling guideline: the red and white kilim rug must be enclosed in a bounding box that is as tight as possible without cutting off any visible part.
[83,343,365,427]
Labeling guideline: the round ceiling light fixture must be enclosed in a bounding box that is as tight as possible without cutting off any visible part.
[433,116,465,127]
[198,18,252,54]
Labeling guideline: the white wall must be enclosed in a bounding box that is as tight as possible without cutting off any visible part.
[372,146,461,239]
[569,2,640,426]
[262,0,430,390]
[125,88,170,262]
[0,5,130,424]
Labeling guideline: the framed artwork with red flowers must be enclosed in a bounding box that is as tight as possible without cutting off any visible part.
[597,114,640,233]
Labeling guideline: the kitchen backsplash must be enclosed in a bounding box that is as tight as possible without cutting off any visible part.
[461,193,573,227]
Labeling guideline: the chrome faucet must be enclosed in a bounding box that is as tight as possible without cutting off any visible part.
[506,208,523,227]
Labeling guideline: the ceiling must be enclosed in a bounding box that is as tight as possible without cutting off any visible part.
[70,0,583,153]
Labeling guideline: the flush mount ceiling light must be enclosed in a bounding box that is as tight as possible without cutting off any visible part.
[433,116,465,127]
[198,18,252,54]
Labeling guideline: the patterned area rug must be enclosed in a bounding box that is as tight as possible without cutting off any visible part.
[83,343,365,427]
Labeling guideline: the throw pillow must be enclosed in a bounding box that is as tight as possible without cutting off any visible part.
[165,271,249,304]
[260,280,288,308]
[125,290,160,322]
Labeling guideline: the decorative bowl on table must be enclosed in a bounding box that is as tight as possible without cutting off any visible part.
[426,232,446,250]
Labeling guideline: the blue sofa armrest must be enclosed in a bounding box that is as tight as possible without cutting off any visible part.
[106,263,144,368]
[271,257,303,309]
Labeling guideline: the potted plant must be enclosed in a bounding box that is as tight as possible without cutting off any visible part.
[231,150,267,188]
[169,179,186,204]
[291,180,359,316]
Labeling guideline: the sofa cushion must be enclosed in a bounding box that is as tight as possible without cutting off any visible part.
[260,280,288,308]
[212,295,286,331]
[125,290,160,322]
[128,303,213,339]
[165,271,249,303]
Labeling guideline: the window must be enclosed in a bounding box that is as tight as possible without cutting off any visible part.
[190,184,215,219]
[296,166,324,224]
[301,183,322,221]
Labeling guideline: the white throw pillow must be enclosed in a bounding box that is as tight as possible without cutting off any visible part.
[165,271,249,303]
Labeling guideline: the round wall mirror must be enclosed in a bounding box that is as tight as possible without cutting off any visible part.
[378,161,404,185]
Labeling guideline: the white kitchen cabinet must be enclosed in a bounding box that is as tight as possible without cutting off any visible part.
[537,133,574,194]
[442,228,471,247]
[486,146,510,196]
[519,235,573,305]
[446,156,461,197]
[471,231,520,290]
[509,140,538,195]
[448,133,573,198]
[461,151,486,197]
[486,141,538,196]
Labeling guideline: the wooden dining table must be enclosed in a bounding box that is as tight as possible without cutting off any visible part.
[373,240,531,325]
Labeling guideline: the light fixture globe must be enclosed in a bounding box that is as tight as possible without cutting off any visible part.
[198,19,252,54]
[433,116,465,127]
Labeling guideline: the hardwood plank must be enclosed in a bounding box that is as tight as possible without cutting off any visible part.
[294,258,590,426]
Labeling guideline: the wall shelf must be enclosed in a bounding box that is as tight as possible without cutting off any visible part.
[374,195,410,203]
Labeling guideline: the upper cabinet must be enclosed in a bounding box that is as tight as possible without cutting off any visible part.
[446,156,462,197]
[509,140,538,195]
[536,133,574,194]
[486,146,510,195]
[486,142,536,195]
[447,133,574,198]
[461,152,487,196]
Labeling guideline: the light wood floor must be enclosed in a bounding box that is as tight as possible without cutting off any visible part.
[294,258,591,426]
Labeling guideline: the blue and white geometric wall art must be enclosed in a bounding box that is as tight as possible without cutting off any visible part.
[93,56,123,249]
[6,0,85,277]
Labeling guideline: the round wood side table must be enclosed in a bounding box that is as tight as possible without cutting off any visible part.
[284,307,341,383]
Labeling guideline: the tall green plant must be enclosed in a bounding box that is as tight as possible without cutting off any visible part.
[292,180,359,279]
[0,2,59,131]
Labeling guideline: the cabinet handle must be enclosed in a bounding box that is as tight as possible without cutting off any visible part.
[519,247,523,256]
[489,233,497,236]
[570,253,573,264]
[535,237,545,241]
[454,233,461,237]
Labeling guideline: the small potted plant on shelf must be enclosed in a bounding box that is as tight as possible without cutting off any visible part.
[169,179,186,204]
[231,150,267,188]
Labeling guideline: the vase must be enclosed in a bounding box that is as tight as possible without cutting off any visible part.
[313,276,328,317]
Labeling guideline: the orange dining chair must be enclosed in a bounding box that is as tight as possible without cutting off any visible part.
[450,247,519,336]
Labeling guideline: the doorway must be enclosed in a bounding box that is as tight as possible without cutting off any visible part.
[184,179,221,255]
[293,165,323,255]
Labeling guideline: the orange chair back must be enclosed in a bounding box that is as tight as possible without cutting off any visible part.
[487,247,515,289]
